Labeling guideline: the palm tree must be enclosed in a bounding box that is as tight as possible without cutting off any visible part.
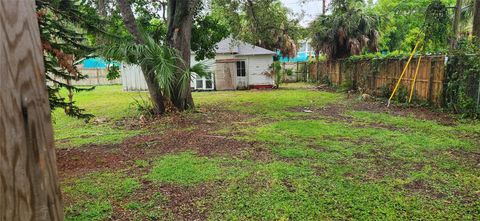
[310,0,379,59]
[102,36,190,110]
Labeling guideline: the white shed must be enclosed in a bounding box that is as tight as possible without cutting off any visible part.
[122,37,276,91]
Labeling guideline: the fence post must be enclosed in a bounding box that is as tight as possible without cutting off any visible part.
[338,61,342,85]
[477,77,480,111]
[428,58,436,103]
[96,68,100,85]
[371,61,377,90]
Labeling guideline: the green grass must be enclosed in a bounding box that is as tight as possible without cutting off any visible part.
[213,110,478,220]
[63,171,141,221]
[146,152,223,185]
[124,192,169,220]
[60,84,480,220]
[194,83,340,118]
[53,85,147,148]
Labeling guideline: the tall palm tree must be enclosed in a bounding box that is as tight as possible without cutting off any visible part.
[310,0,379,59]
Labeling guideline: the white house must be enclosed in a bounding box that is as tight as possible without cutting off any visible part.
[121,37,276,91]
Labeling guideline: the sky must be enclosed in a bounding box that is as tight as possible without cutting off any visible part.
[282,0,378,26]
[281,0,326,26]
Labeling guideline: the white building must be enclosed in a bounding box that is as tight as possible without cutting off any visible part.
[122,37,276,91]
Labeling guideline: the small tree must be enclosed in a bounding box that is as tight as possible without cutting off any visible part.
[37,0,103,119]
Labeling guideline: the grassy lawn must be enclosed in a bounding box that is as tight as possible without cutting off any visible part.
[52,85,148,148]
[58,84,480,220]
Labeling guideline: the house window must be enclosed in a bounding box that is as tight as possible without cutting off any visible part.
[205,74,213,89]
[236,61,246,77]
[195,79,203,89]
[193,73,214,90]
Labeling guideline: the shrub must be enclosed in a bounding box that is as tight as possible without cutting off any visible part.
[445,40,480,118]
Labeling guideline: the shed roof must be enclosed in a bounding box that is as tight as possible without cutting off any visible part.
[216,37,275,56]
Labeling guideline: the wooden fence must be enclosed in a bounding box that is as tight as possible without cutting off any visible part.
[73,68,121,85]
[50,67,121,86]
[309,56,446,105]
[281,62,309,82]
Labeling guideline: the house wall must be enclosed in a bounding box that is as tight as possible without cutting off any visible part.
[237,55,274,86]
[215,54,236,60]
[121,64,148,91]
[122,54,274,91]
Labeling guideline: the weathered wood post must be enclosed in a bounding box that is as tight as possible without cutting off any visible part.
[428,57,436,104]
[0,0,64,220]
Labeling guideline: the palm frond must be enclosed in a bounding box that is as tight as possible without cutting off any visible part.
[190,62,212,78]
[100,35,189,100]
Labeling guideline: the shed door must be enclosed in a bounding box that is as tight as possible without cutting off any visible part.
[214,62,235,90]
[236,61,248,89]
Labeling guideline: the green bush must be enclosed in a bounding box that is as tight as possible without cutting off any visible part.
[445,40,480,118]
[272,61,283,88]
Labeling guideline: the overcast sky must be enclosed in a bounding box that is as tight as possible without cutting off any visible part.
[281,0,326,26]
[282,0,377,26]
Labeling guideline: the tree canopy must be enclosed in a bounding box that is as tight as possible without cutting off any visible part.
[211,0,305,57]
[370,0,456,52]
[309,0,379,59]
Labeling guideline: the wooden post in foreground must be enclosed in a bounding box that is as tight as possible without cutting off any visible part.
[0,0,64,220]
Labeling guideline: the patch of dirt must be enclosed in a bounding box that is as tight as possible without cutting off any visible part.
[449,149,480,168]
[313,85,457,125]
[282,179,296,193]
[115,181,215,221]
[351,148,425,181]
[427,149,480,169]
[56,143,142,179]
[290,104,407,132]
[57,108,269,179]
[160,183,214,220]
[403,180,446,199]
[312,84,337,92]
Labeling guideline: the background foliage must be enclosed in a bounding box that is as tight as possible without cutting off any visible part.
[37,0,104,119]
[369,0,455,53]
[445,39,480,118]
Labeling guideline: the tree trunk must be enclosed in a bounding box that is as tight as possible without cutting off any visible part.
[116,0,167,114]
[323,0,326,15]
[98,0,107,16]
[451,0,462,48]
[0,1,64,220]
[474,0,480,38]
[166,0,196,111]
[142,65,166,114]
[117,0,144,44]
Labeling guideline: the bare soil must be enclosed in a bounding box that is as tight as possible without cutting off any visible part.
[57,108,263,179]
